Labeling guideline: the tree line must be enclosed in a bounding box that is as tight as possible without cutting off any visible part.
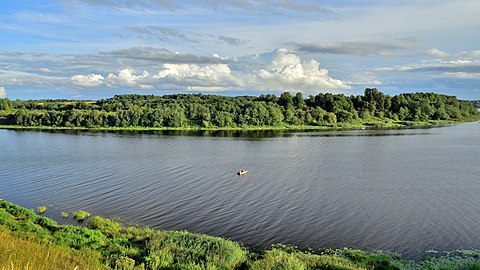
[0,89,478,128]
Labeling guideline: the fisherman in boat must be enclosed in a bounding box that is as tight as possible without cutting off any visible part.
[237,169,248,175]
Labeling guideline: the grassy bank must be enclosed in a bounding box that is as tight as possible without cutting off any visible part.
[1,200,480,269]
[0,119,464,133]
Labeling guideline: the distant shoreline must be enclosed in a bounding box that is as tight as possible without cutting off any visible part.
[0,119,465,133]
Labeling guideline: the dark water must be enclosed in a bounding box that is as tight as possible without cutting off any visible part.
[1,123,480,258]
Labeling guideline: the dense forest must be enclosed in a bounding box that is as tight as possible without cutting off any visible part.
[0,89,478,129]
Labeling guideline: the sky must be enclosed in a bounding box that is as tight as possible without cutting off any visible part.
[0,0,479,100]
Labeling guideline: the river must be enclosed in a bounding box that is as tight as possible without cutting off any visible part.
[1,122,479,258]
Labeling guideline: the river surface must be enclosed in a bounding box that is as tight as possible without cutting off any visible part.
[1,123,480,258]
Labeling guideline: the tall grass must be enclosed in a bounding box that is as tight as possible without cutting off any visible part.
[0,225,103,270]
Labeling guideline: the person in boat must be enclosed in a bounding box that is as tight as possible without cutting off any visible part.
[237,169,248,175]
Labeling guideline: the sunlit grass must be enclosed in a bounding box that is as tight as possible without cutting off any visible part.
[0,225,103,270]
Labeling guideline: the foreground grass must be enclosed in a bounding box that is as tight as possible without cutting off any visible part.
[0,225,103,270]
[1,200,480,269]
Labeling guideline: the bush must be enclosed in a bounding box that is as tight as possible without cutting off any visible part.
[73,210,91,221]
[36,206,47,214]
[153,230,248,269]
[34,216,58,230]
[249,249,305,270]
[87,216,121,238]
[144,250,174,269]
[340,249,400,270]
[115,256,136,270]
[53,226,107,250]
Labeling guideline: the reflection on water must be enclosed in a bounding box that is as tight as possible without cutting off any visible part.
[10,124,441,139]
[0,122,479,259]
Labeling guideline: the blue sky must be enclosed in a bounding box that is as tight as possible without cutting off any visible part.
[1,0,479,100]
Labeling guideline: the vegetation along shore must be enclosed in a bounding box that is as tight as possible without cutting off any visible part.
[1,89,479,131]
[1,200,480,269]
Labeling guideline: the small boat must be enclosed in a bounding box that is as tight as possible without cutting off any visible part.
[237,169,248,176]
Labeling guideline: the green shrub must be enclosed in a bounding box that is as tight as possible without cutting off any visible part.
[115,256,136,270]
[53,226,107,250]
[156,231,247,269]
[340,249,400,270]
[36,206,47,214]
[144,249,174,269]
[418,256,480,270]
[34,216,58,230]
[249,249,305,270]
[87,216,121,237]
[1,201,37,220]
[73,210,91,221]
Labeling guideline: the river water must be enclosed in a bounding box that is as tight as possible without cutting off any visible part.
[1,123,479,258]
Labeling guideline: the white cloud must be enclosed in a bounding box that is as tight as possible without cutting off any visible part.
[0,87,6,98]
[426,48,450,58]
[71,73,104,87]
[248,48,350,92]
[472,50,480,58]
[155,64,231,80]
[149,49,349,93]
[106,68,149,87]
[39,67,54,73]
[444,72,480,80]
[153,63,241,91]
[1,48,349,94]
[345,73,382,86]
[460,50,480,59]
[375,59,480,73]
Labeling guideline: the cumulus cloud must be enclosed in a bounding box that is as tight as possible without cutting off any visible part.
[426,48,450,58]
[291,40,416,56]
[0,87,6,98]
[2,47,349,94]
[249,48,350,91]
[106,68,150,87]
[153,63,241,91]
[98,49,349,92]
[71,73,104,87]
